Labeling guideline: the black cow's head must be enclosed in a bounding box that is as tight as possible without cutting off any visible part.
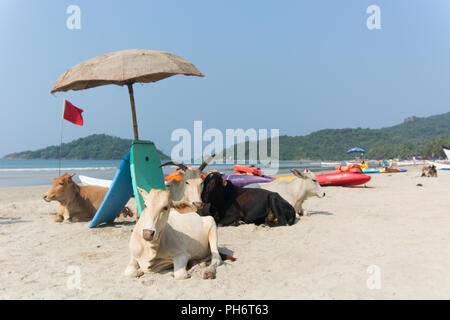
[201,172,226,204]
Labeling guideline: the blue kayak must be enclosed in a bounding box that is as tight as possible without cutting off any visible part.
[362,168,381,174]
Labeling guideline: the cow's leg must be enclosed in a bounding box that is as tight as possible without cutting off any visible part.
[173,254,190,280]
[63,206,71,221]
[124,256,144,278]
[120,206,133,218]
[203,218,222,279]
[54,205,65,223]
[218,211,240,227]
[299,204,310,217]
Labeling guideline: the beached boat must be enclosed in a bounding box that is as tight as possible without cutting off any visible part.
[233,165,262,176]
[443,145,450,160]
[316,172,371,187]
[427,161,450,170]
[224,174,275,187]
[79,173,276,189]
[381,168,407,173]
[79,175,112,188]
[362,168,381,174]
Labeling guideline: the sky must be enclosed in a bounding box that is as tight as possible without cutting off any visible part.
[1,0,450,156]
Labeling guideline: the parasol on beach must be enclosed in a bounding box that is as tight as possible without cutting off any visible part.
[347,147,366,154]
[50,49,205,223]
[50,49,204,140]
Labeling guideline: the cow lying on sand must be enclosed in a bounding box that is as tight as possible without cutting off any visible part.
[421,165,437,178]
[124,188,235,280]
[43,173,132,222]
[160,154,215,209]
[258,169,325,216]
[200,172,296,227]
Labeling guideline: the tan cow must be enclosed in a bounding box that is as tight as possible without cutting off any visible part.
[124,188,234,280]
[43,173,132,222]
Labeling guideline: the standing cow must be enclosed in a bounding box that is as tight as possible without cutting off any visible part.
[43,173,132,222]
[200,172,296,227]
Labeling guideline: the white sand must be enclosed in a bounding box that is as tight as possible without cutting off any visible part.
[1,168,450,299]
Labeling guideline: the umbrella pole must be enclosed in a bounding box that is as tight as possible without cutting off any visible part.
[127,83,139,141]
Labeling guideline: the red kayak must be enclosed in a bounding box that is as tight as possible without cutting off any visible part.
[316,172,371,186]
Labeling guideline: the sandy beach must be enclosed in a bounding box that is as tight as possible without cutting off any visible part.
[1,167,449,300]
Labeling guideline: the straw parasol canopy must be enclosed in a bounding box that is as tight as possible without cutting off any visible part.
[51,49,204,140]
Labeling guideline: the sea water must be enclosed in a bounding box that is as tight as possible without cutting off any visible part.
[0,159,326,187]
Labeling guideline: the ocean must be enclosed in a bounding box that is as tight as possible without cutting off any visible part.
[0,159,330,187]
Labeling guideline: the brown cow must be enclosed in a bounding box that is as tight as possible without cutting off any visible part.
[421,165,438,178]
[43,173,132,222]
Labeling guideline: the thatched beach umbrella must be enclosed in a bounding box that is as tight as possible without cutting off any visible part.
[50,49,204,140]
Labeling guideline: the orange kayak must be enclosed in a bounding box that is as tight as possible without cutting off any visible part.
[164,169,184,181]
[233,165,262,176]
[164,167,207,181]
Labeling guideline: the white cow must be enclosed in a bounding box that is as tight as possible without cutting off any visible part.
[161,154,215,209]
[124,188,228,280]
[259,169,325,216]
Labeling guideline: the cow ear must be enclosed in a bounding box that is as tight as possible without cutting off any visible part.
[137,187,149,198]
[70,173,76,177]
[292,169,307,179]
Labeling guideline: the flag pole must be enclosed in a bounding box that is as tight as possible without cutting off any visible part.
[59,99,65,176]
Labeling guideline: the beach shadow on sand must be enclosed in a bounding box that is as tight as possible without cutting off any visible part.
[344,185,374,189]
[306,211,333,216]
[94,220,137,229]
[0,217,31,225]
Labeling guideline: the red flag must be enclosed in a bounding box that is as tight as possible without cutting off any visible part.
[63,100,84,126]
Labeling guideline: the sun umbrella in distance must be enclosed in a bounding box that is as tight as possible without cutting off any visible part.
[347,147,367,154]
[50,49,205,140]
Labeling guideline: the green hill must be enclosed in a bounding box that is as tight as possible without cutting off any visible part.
[221,112,450,160]
[3,134,170,160]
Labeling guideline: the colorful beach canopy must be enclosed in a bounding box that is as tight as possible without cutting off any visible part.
[347,147,366,154]
[50,49,205,140]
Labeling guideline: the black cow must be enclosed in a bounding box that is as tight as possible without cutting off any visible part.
[200,172,296,227]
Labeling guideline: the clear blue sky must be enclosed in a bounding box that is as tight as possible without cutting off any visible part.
[1,0,449,156]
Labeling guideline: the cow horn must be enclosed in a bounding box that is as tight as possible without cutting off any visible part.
[159,161,188,172]
[199,154,216,171]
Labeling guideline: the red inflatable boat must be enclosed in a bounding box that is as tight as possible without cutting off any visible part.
[316,172,371,186]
